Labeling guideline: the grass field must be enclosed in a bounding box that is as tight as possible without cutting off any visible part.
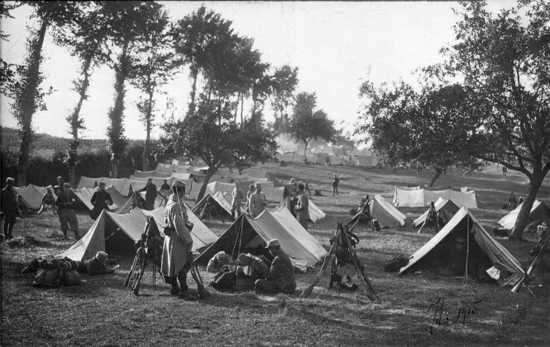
[2,163,550,346]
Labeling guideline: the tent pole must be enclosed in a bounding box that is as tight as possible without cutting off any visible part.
[464,216,470,283]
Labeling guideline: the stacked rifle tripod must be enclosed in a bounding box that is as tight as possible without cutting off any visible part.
[301,212,380,302]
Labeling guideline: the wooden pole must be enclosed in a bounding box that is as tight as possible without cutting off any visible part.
[464,216,471,283]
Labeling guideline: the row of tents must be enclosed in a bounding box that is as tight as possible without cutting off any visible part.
[392,186,479,209]
[58,205,328,270]
[56,197,531,289]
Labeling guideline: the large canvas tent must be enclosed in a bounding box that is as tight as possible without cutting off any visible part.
[399,208,524,286]
[195,207,327,268]
[498,200,550,231]
[393,186,478,208]
[371,194,406,227]
[59,206,218,262]
[413,197,460,228]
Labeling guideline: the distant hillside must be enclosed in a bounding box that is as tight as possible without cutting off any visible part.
[0,127,143,158]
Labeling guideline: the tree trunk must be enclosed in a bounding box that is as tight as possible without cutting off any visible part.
[428,167,443,187]
[189,67,198,114]
[108,42,129,178]
[68,52,94,186]
[303,141,308,163]
[240,93,244,125]
[142,88,154,171]
[509,173,544,240]
[16,17,49,185]
[196,168,216,202]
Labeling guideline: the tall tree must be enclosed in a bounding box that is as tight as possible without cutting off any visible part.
[162,97,276,201]
[10,1,78,185]
[171,5,234,114]
[102,1,165,177]
[52,2,110,185]
[357,81,480,186]
[130,8,173,171]
[443,0,550,239]
[270,65,298,131]
[289,92,336,162]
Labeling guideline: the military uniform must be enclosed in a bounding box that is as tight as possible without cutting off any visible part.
[55,187,80,239]
[1,185,18,239]
[255,251,296,294]
[90,189,113,219]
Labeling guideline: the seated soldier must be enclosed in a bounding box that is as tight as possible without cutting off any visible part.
[207,251,233,273]
[254,239,296,295]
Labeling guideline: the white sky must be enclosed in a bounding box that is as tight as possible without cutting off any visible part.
[0,1,516,140]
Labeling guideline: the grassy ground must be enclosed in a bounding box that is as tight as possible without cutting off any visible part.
[2,163,550,346]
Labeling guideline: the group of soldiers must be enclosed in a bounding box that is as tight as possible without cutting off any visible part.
[1,176,81,240]
[162,180,296,297]
[228,178,312,230]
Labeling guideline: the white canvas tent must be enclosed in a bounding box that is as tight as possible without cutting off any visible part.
[399,208,524,286]
[15,184,47,210]
[73,186,131,212]
[393,186,478,208]
[58,209,148,261]
[78,176,133,196]
[498,200,550,231]
[413,197,460,228]
[371,194,406,227]
[195,207,327,268]
[309,200,326,223]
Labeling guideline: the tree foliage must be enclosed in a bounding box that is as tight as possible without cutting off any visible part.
[289,92,335,162]
[443,0,550,238]
[357,81,481,186]
[162,96,276,201]
[101,1,166,177]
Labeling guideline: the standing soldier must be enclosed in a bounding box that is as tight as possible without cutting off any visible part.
[90,182,113,220]
[1,177,19,240]
[161,181,194,298]
[230,184,243,220]
[248,184,267,218]
[331,173,340,196]
[55,180,80,240]
[139,178,158,210]
[294,183,310,230]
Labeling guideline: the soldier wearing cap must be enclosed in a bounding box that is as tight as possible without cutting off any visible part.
[294,183,310,230]
[1,177,19,239]
[161,180,194,298]
[55,180,80,240]
[254,239,296,294]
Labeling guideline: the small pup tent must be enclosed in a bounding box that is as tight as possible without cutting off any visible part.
[195,207,327,268]
[193,192,234,220]
[413,197,460,228]
[58,209,149,261]
[393,186,478,209]
[400,208,524,286]
[73,186,131,212]
[371,194,407,227]
[15,184,48,210]
[498,200,550,231]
